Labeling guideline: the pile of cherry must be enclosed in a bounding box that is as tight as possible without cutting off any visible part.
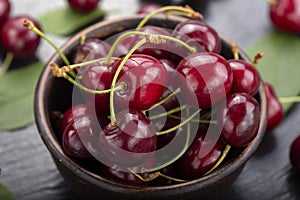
[37,4,299,185]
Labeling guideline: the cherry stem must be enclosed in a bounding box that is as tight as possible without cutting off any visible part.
[142,108,192,173]
[80,34,86,45]
[279,96,300,103]
[109,38,147,126]
[253,52,264,67]
[149,105,187,120]
[204,145,231,175]
[168,114,217,124]
[156,108,201,136]
[144,88,181,112]
[267,0,278,5]
[136,5,203,30]
[157,172,187,183]
[127,168,160,182]
[0,52,14,77]
[105,31,196,66]
[50,63,125,94]
[230,42,239,60]
[63,57,119,72]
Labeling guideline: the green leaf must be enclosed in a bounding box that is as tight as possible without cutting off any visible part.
[0,183,15,200]
[247,30,300,111]
[0,62,44,131]
[38,7,106,36]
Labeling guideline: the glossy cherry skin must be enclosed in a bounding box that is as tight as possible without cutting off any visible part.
[220,93,260,147]
[0,15,41,58]
[178,127,225,179]
[67,0,100,12]
[177,52,233,108]
[0,0,10,26]
[264,82,284,131]
[269,0,300,33]
[58,104,90,138]
[290,135,300,172]
[98,109,157,167]
[173,20,221,54]
[136,3,163,14]
[81,62,112,118]
[73,39,111,63]
[228,59,260,96]
[112,54,167,111]
[62,114,96,159]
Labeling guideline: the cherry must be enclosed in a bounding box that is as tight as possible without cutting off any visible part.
[73,39,111,64]
[228,59,260,96]
[112,54,167,111]
[0,15,41,58]
[0,0,10,27]
[264,82,284,131]
[173,20,221,54]
[80,62,113,118]
[62,114,96,159]
[136,3,163,15]
[98,109,157,167]
[290,135,300,172]
[58,104,91,138]
[269,0,300,33]
[178,127,225,179]
[67,0,100,13]
[220,93,260,147]
[177,52,233,108]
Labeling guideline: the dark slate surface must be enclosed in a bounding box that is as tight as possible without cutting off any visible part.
[1,0,300,200]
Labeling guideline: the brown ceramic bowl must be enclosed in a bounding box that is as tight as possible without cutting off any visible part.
[34,15,268,200]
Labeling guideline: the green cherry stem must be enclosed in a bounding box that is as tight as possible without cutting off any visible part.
[105,31,196,66]
[168,114,217,124]
[204,145,231,175]
[279,96,300,103]
[142,108,192,173]
[109,38,147,126]
[156,108,201,136]
[136,5,203,30]
[157,172,187,183]
[230,42,239,60]
[0,52,14,77]
[267,0,278,5]
[149,105,187,120]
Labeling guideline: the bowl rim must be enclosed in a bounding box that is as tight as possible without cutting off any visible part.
[34,14,268,196]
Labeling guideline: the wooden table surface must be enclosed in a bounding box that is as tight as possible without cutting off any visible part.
[1,0,300,199]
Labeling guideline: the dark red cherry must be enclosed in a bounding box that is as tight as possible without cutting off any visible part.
[98,109,157,167]
[177,52,233,108]
[73,39,111,63]
[220,93,260,147]
[0,15,41,58]
[136,3,163,15]
[0,0,10,26]
[112,54,167,111]
[62,114,96,159]
[290,135,300,172]
[67,0,100,12]
[178,127,225,179]
[269,0,300,33]
[80,62,112,118]
[58,104,90,138]
[173,20,221,54]
[264,82,284,131]
[228,59,260,96]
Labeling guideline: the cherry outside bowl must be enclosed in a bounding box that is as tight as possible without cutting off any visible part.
[34,15,268,200]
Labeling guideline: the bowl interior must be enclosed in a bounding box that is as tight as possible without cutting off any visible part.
[35,15,267,196]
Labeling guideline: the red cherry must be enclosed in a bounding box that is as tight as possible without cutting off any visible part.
[0,0,10,26]
[178,127,225,179]
[264,82,284,131]
[228,59,261,96]
[0,15,41,58]
[177,52,233,108]
[269,0,300,33]
[98,109,157,167]
[112,54,167,111]
[220,93,260,147]
[67,0,100,13]
[290,135,300,172]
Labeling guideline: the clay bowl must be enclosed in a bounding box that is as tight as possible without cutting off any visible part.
[34,15,267,200]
